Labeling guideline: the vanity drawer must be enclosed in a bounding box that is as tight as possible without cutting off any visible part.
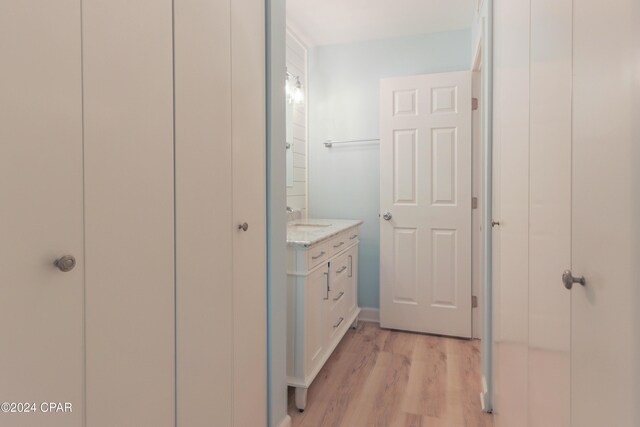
[326,283,347,343]
[327,234,348,257]
[306,241,329,270]
[327,227,359,258]
[330,251,351,281]
[329,273,347,315]
[345,227,360,244]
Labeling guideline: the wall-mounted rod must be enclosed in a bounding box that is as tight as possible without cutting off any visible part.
[324,138,380,148]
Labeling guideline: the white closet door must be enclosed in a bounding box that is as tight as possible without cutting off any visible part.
[0,2,84,426]
[82,1,175,426]
[492,0,533,424]
[174,0,234,426]
[528,0,572,424]
[175,0,267,425]
[572,0,640,425]
[231,0,268,425]
[493,0,573,424]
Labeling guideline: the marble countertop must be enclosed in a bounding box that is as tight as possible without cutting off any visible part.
[287,218,363,247]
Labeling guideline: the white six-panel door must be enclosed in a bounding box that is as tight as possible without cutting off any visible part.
[380,72,472,338]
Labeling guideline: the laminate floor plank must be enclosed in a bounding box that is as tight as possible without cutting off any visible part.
[288,322,493,427]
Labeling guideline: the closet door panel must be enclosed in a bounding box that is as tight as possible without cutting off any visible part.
[0,2,84,426]
[231,0,267,425]
[528,0,572,424]
[174,0,233,426]
[572,0,640,425]
[82,1,175,426]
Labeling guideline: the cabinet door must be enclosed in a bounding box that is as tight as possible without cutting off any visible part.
[345,244,359,317]
[306,266,328,374]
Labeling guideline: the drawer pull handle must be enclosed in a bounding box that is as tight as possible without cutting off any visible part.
[349,234,358,240]
[333,317,344,329]
[333,241,345,248]
[337,266,347,274]
[333,291,345,302]
[324,272,329,300]
[312,251,326,260]
[348,255,353,278]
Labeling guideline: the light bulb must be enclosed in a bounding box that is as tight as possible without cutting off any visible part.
[285,77,293,103]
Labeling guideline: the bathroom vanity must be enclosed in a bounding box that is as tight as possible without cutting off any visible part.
[286,219,362,411]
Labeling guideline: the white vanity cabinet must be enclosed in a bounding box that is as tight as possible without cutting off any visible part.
[287,221,361,411]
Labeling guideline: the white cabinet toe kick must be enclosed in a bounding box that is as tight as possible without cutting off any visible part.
[286,222,361,411]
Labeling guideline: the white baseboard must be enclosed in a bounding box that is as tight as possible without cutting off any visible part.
[278,414,292,427]
[358,307,380,323]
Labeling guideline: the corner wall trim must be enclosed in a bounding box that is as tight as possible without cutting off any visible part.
[358,307,380,323]
[278,415,292,427]
[480,375,491,413]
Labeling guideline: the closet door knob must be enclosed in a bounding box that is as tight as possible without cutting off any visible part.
[55,255,76,272]
[562,270,586,290]
[382,212,392,221]
[238,222,249,232]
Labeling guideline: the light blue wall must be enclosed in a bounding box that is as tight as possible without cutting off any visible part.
[308,30,472,309]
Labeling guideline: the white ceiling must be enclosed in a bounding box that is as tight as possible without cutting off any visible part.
[287,0,477,47]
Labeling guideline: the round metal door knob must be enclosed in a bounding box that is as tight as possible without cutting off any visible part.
[562,269,585,290]
[382,212,392,221]
[55,255,76,272]
[238,222,249,232]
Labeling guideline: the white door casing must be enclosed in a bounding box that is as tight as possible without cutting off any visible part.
[0,2,84,425]
[380,72,472,338]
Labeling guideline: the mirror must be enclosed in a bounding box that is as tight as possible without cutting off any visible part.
[286,98,294,187]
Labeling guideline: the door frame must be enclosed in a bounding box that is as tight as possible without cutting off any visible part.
[473,25,496,414]
[265,0,495,422]
[477,3,495,414]
[266,1,290,427]
[472,42,484,341]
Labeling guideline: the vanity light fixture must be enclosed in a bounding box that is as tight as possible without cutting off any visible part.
[286,70,304,105]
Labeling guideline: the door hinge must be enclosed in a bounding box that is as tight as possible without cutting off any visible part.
[472,196,478,209]
[472,295,478,308]
[472,97,479,111]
